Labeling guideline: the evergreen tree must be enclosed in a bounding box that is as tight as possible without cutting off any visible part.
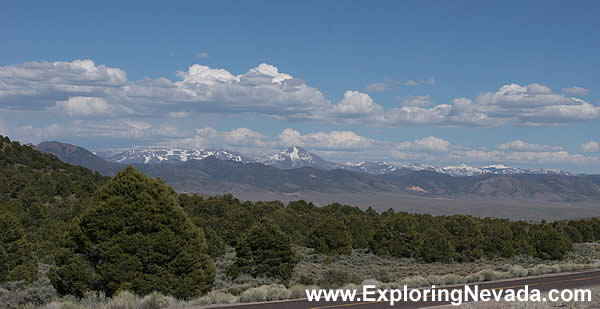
[369,215,420,258]
[481,219,515,257]
[564,225,583,243]
[204,227,226,259]
[309,220,353,255]
[346,215,375,249]
[50,166,215,298]
[0,211,38,283]
[419,228,455,263]
[446,215,483,262]
[532,223,572,260]
[227,220,298,283]
[48,247,98,298]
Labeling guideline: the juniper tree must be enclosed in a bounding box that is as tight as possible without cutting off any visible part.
[50,166,215,298]
[227,219,298,284]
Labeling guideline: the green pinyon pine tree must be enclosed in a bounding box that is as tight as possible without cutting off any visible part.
[227,219,298,284]
[0,211,38,283]
[50,166,215,298]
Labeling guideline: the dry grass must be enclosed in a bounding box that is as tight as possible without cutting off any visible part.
[291,243,600,288]
[8,243,600,308]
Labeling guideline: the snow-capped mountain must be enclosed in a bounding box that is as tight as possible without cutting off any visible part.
[341,161,399,174]
[481,164,530,175]
[340,161,487,176]
[100,145,574,176]
[259,146,340,170]
[432,164,488,177]
[530,168,573,176]
[341,161,571,177]
[398,163,436,172]
[104,148,256,164]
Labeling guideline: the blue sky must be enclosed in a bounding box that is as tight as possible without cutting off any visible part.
[1,1,600,172]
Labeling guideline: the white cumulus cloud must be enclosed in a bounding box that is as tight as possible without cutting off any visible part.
[498,140,564,152]
[562,86,590,96]
[286,129,375,149]
[401,95,433,107]
[331,90,383,115]
[0,60,331,121]
[581,141,600,153]
[1,60,599,130]
[0,59,126,111]
[397,136,451,152]
[55,97,113,116]
[365,78,434,92]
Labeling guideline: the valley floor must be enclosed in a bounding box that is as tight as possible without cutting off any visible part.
[228,191,600,221]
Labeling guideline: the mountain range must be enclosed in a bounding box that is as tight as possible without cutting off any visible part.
[97,145,573,177]
[35,141,600,204]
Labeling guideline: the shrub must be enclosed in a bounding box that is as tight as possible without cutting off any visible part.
[239,286,268,303]
[361,279,382,287]
[296,274,316,286]
[191,291,239,305]
[465,273,480,284]
[426,275,443,286]
[529,264,552,276]
[105,291,139,309]
[400,276,429,288]
[374,269,393,283]
[319,270,354,288]
[509,266,528,277]
[137,291,176,309]
[58,302,84,309]
[239,285,291,302]
[265,285,291,301]
[476,269,500,281]
[289,284,311,299]
[441,274,463,286]
[557,263,575,272]
[0,264,58,308]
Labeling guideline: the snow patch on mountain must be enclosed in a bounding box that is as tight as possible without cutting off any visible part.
[260,146,340,170]
[104,148,255,164]
[341,161,398,174]
[102,145,574,176]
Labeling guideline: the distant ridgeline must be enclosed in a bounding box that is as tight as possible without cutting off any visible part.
[2,134,600,299]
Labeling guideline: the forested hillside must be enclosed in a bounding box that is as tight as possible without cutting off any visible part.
[2,134,600,306]
[35,141,122,176]
[0,135,108,283]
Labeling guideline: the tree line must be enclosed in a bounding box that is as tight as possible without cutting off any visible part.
[181,193,596,265]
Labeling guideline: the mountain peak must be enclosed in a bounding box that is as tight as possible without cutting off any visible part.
[36,141,122,176]
[93,144,576,176]
[281,146,308,155]
[262,146,339,170]
[102,147,256,164]
[283,146,305,152]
